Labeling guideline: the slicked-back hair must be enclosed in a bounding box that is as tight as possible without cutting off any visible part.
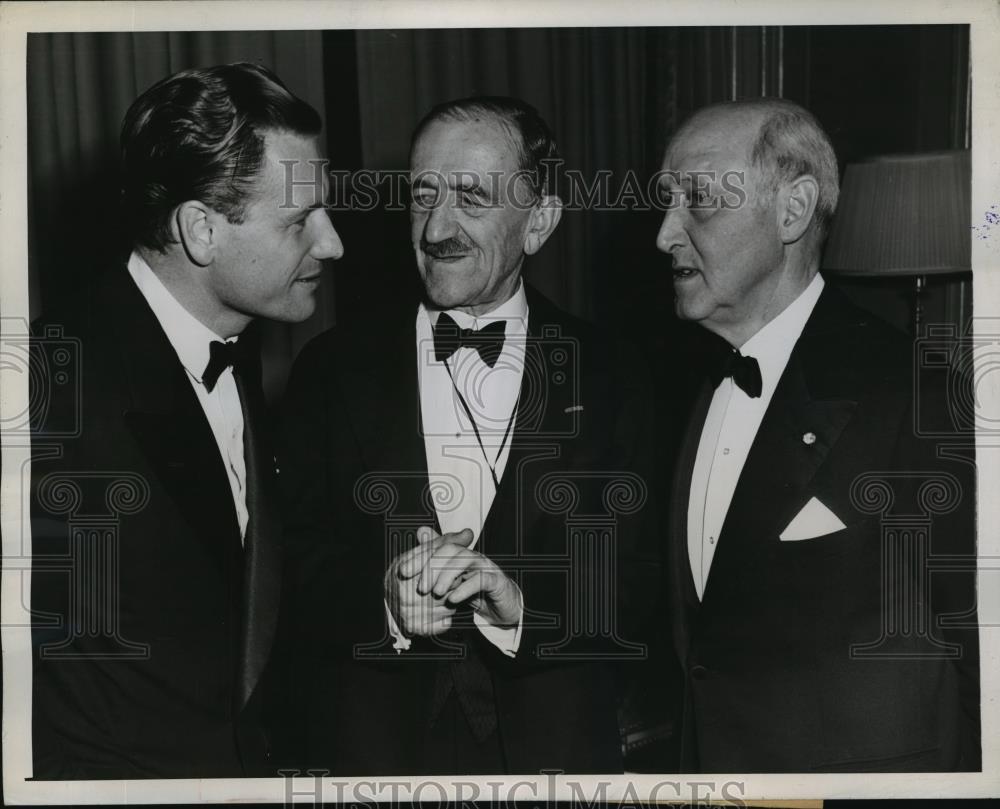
[672,97,840,241]
[410,95,561,200]
[120,62,322,252]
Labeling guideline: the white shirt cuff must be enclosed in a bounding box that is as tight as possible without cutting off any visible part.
[384,599,411,653]
[473,583,524,658]
[383,588,524,658]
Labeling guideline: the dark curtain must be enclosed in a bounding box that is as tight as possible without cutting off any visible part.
[23,25,838,388]
[783,24,972,335]
[26,26,971,396]
[343,26,801,343]
[26,31,330,398]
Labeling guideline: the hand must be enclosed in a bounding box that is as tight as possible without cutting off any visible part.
[384,526,471,636]
[418,530,523,629]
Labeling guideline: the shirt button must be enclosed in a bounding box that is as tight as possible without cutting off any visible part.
[691,665,709,681]
[455,432,461,439]
[709,536,716,545]
[722,447,731,455]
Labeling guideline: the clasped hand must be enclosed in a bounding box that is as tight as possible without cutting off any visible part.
[384,526,522,637]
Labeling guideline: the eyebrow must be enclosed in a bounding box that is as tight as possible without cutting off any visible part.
[450,172,500,203]
[411,174,495,200]
[285,200,326,223]
[659,173,717,189]
[411,176,438,191]
[457,183,492,203]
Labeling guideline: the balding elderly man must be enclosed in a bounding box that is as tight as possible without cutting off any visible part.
[657,98,979,772]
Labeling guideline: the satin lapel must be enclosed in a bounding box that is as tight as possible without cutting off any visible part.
[236,338,282,711]
[337,308,433,527]
[111,270,242,575]
[669,381,713,662]
[706,337,857,599]
[480,292,576,560]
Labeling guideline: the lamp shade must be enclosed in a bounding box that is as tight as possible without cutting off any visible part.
[822,150,971,276]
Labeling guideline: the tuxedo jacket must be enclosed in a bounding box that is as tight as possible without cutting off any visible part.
[30,266,280,778]
[275,285,660,775]
[668,284,980,772]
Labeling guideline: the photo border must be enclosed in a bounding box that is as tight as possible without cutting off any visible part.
[2,0,998,803]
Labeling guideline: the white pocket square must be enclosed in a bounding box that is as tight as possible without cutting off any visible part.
[779,496,847,541]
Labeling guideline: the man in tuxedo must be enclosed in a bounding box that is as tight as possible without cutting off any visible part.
[657,98,979,772]
[30,63,343,778]
[278,96,658,775]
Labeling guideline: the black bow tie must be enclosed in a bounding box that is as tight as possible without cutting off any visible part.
[202,339,253,393]
[433,313,507,368]
[710,348,762,398]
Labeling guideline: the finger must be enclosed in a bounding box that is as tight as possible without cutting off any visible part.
[413,527,472,589]
[437,527,475,549]
[397,539,436,579]
[416,525,438,544]
[403,596,454,630]
[408,608,454,636]
[445,567,475,593]
[429,549,480,598]
[445,569,493,606]
[418,540,471,595]
[426,614,453,636]
[398,526,445,579]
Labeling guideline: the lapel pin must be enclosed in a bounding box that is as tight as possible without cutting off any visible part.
[802,432,817,446]
[564,405,584,414]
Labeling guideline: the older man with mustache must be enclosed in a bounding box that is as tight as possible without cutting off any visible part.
[277,95,659,775]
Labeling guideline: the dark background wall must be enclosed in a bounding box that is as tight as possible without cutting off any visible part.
[26,24,971,400]
[324,24,972,325]
[783,24,971,334]
[318,24,971,401]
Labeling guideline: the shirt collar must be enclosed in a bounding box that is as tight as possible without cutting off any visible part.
[420,279,529,338]
[126,250,232,384]
[741,273,825,396]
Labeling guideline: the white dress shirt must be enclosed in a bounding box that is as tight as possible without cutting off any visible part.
[688,273,825,599]
[387,282,528,657]
[127,252,249,541]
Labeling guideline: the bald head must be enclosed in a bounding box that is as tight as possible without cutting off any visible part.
[655,98,839,346]
[668,98,839,243]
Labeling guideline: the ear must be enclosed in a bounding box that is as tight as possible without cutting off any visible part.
[523,195,563,256]
[776,174,819,244]
[173,201,216,266]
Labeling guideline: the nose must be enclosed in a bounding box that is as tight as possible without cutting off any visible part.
[423,196,458,244]
[310,210,344,261]
[656,208,688,256]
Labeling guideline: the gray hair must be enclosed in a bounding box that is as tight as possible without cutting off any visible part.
[675,98,840,241]
[410,95,560,199]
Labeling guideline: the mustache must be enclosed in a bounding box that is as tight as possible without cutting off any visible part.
[421,237,471,259]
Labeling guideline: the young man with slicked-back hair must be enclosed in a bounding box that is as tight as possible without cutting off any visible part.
[30,62,343,779]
